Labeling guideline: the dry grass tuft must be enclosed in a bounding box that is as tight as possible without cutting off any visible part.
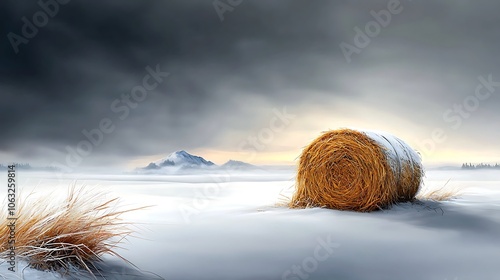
[0,185,145,275]
[417,180,461,201]
[418,189,460,201]
[289,129,423,212]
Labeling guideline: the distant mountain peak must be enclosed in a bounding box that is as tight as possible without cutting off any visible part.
[173,150,189,156]
[148,150,215,169]
[224,160,246,165]
[140,151,263,173]
[221,160,256,170]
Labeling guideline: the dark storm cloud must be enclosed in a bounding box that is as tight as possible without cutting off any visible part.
[1,0,500,166]
[0,0,351,158]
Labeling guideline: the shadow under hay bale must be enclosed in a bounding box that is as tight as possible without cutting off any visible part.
[289,128,424,212]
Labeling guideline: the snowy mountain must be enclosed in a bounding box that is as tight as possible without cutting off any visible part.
[140,151,261,173]
[144,150,215,170]
[220,160,257,170]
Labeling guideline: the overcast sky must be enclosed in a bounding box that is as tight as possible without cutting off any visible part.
[1,0,500,169]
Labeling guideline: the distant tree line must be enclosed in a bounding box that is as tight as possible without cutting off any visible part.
[462,163,500,170]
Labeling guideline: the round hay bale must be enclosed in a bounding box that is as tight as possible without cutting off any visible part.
[289,128,423,212]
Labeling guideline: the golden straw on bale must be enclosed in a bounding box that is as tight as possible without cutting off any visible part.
[289,128,423,212]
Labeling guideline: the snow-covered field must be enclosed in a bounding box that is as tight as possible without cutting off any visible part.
[1,169,500,280]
